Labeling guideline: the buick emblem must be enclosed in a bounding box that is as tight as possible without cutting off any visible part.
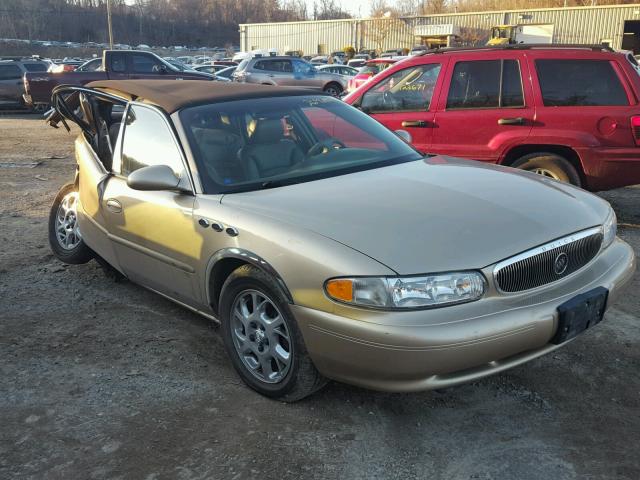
[554,252,569,275]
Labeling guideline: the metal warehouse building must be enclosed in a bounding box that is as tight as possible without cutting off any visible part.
[239,3,640,55]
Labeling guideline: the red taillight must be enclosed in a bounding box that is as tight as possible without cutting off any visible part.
[631,116,640,146]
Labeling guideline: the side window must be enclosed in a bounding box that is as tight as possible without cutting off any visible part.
[253,60,265,70]
[23,63,48,73]
[131,54,162,73]
[535,59,628,106]
[446,59,523,109]
[293,60,313,74]
[361,63,441,113]
[110,53,126,73]
[0,64,22,80]
[120,106,185,177]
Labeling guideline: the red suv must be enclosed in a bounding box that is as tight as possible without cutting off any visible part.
[343,45,640,191]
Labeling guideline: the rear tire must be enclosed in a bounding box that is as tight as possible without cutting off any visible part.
[511,152,582,187]
[323,82,343,97]
[219,264,327,402]
[48,183,93,264]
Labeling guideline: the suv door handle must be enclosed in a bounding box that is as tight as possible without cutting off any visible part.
[401,120,429,128]
[498,117,525,125]
[105,198,122,213]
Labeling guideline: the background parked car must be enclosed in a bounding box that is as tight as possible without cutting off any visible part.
[0,58,49,109]
[215,66,236,80]
[232,56,348,96]
[316,64,359,77]
[344,45,640,191]
[194,64,228,74]
[23,49,214,110]
[347,58,400,92]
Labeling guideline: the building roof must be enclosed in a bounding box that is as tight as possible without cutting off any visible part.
[86,80,316,113]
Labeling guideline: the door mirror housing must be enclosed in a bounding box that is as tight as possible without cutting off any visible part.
[127,165,182,191]
[394,129,412,144]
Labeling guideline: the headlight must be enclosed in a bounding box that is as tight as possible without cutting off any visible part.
[602,208,617,250]
[325,272,486,309]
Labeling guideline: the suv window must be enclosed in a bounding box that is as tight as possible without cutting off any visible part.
[120,105,184,176]
[254,59,292,73]
[361,64,441,113]
[0,64,22,80]
[535,59,628,106]
[23,63,47,73]
[447,60,524,109]
[131,54,163,73]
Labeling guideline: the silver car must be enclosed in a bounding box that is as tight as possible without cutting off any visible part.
[46,80,635,401]
[232,56,347,96]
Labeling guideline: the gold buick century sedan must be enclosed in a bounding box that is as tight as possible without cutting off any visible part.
[47,80,636,401]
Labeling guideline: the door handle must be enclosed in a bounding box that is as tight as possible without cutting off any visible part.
[105,198,122,213]
[498,117,525,125]
[401,120,429,128]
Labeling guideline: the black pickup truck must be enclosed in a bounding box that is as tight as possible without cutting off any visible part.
[23,50,213,109]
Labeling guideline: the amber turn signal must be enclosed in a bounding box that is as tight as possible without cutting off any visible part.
[325,279,354,302]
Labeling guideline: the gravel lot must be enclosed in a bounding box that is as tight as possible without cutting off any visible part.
[1,114,639,480]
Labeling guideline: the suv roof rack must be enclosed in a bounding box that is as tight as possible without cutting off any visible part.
[417,44,615,56]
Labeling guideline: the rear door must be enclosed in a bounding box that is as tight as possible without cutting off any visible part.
[0,64,24,105]
[430,51,534,162]
[357,60,446,154]
[528,52,637,150]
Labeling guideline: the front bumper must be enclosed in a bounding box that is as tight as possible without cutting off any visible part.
[292,238,635,392]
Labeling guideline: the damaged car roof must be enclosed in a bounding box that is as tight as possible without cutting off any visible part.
[85,80,316,113]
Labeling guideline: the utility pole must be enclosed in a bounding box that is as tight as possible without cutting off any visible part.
[107,0,114,49]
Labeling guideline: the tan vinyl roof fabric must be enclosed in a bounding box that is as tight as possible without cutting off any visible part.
[86,80,316,113]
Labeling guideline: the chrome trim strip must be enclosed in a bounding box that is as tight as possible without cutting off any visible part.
[493,226,602,294]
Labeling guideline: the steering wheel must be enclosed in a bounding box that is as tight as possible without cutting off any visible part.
[306,138,347,158]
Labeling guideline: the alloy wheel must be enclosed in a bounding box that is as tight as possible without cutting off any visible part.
[230,289,292,384]
[55,191,82,250]
[531,167,561,180]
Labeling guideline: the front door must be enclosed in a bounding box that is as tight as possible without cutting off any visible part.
[103,103,201,305]
[430,52,534,163]
[358,61,446,154]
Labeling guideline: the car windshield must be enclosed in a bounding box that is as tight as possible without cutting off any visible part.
[180,95,422,194]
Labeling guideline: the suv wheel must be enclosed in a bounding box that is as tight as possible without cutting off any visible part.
[219,264,327,402]
[323,82,343,97]
[48,183,94,264]
[511,153,582,187]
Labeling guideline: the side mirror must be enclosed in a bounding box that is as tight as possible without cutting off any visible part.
[127,165,181,191]
[394,129,412,144]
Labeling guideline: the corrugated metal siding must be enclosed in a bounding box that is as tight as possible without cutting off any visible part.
[241,4,640,53]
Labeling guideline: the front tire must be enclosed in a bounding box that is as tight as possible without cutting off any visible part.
[48,183,93,264]
[511,152,582,187]
[219,264,327,402]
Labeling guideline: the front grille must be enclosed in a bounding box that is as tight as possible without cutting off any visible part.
[494,227,603,293]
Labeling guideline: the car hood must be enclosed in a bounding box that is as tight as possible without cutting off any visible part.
[221,157,610,274]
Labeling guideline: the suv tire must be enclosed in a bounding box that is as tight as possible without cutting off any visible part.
[219,264,327,402]
[48,183,94,264]
[323,82,343,97]
[511,153,582,187]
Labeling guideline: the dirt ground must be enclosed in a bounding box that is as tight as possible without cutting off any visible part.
[1,114,639,480]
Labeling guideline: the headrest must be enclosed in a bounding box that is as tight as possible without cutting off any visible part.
[250,118,284,144]
[193,127,239,146]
